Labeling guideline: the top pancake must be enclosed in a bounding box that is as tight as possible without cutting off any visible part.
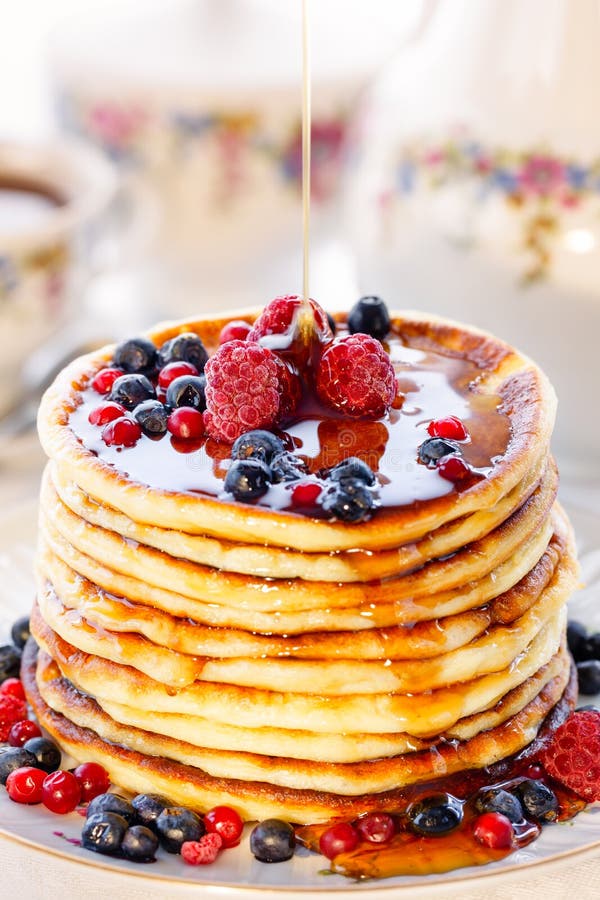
[37,309,556,552]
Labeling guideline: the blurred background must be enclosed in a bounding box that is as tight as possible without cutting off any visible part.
[1,0,599,504]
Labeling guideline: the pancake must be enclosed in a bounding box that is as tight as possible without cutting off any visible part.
[35,537,577,693]
[30,607,567,738]
[27,304,580,828]
[37,310,556,552]
[36,525,566,661]
[23,639,577,822]
[48,454,547,583]
[39,461,558,613]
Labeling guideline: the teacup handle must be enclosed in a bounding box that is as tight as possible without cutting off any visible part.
[85,171,160,275]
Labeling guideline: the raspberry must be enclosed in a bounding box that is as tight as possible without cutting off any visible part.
[274,358,302,422]
[0,695,27,741]
[315,334,396,418]
[203,341,282,443]
[247,295,332,344]
[181,832,223,865]
[540,710,600,801]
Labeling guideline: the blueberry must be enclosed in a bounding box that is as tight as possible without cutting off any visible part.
[108,374,156,410]
[515,779,558,822]
[121,825,159,862]
[0,747,38,785]
[326,312,337,335]
[577,660,600,695]
[328,457,376,487]
[10,616,30,650]
[249,818,295,863]
[86,792,135,824]
[113,337,157,375]
[583,632,600,661]
[0,644,21,681]
[407,793,464,836]
[224,459,272,501]
[348,296,391,340]
[165,374,207,411]
[418,438,460,467]
[155,807,204,853]
[132,793,168,830]
[231,430,285,465]
[567,620,589,661]
[82,812,129,856]
[474,788,524,823]
[22,737,61,774]
[133,400,169,436]
[321,478,377,523]
[157,334,208,373]
[270,451,309,483]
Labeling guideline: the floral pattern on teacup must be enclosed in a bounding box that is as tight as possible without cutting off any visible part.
[58,92,347,205]
[389,134,600,283]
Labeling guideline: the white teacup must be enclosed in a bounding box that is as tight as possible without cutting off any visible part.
[0,139,118,415]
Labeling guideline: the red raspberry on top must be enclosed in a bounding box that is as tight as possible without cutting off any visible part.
[203,340,282,443]
[247,295,332,345]
[540,709,600,801]
[315,334,397,419]
[0,694,27,741]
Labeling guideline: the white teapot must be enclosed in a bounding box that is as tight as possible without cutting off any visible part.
[345,0,600,472]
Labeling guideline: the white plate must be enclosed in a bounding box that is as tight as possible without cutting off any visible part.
[1,492,600,897]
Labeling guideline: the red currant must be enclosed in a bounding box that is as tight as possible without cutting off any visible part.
[319,822,359,860]
[73,762,111,802]
[91,367,125,395]
[167,407,204,440]
[8,719,42,747]
[219,321,252,345]
[473,812,514,849]
[0,678,25,701]
[437,455,471,482]
[88,401,127,426]
[102,417,142,447]
[204,805,244,848]
[427,416,468,441]
[523,763,545,780]
[6,767,46,804]
[158,361,199,389]
[355,812,395,844]
[42,770,81,814]
[291,482,322,507]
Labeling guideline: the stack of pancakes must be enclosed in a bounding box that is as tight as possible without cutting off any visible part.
[25,311,579,824]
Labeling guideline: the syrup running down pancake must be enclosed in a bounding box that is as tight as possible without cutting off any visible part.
[29,304,577,826]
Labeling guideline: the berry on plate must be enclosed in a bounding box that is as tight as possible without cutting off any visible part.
[0,677,25,701]
[8,719,41,747]
[540,709,600,801]
[355,812,395,844]
[181,832,223,865]
[250,818,295,863]
[231,430,284,464]
[157,333,208,373]
[167,407,204,440]
[10,617,30,651]
[155,807,205,853]
[86,792,135,823]
[437,455,471,482]
[82,812,129,856]
[0,694,27,741]
[224,459,272,502]
[22,737,61,774]
[315,334,396,419]
[42,770,81,814]
[0,645,22,681]
[133,400,169,436]
[204,805,243,848]
[121,825,159,862]
[0,747,38,784]
[88,402,127,426]
[157,361,199,390]
[73,762,111,803]
[6,766,46,804]
[406,793,464,836]
[203,340,282,443]
[113,337,157,375]
[319,822,359,860]
[291,481,322,508]
[473,812,514,849]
